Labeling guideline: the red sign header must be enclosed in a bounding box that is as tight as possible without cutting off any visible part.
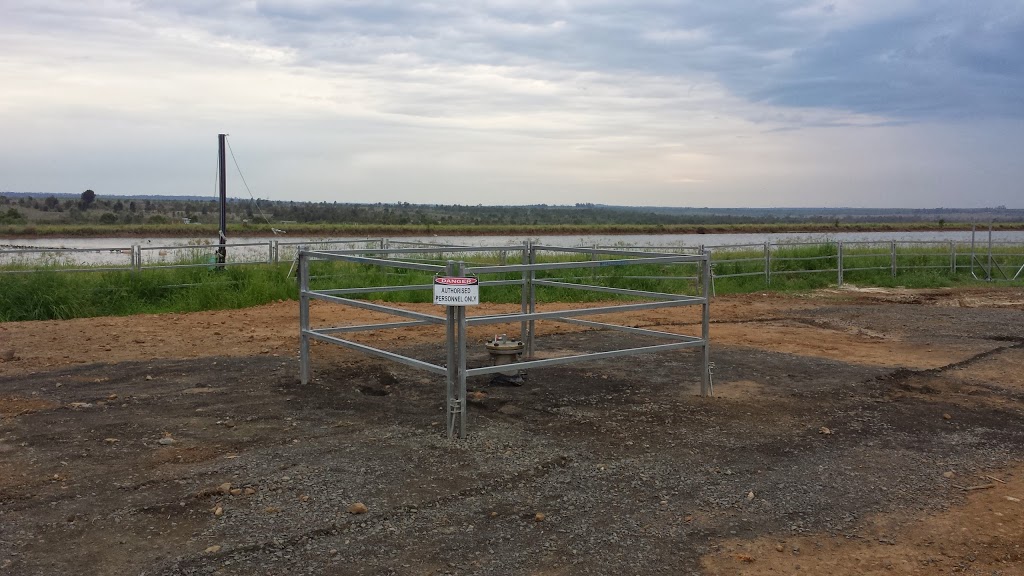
[434,277,478,286]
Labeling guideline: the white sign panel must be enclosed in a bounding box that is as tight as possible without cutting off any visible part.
[433,277,480,306]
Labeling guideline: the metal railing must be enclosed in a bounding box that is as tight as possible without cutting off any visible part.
[2,233,1022,282]
[298,244,711,439]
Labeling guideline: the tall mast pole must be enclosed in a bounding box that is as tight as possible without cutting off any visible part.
[217,133,227,266]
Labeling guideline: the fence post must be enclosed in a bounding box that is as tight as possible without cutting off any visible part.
[891,241,897,277]
[268,240,274,264]
[520,241,529,356]
[298,251,310,385]
[949,240,956,275]
[132,245,141,272]
[837,241,844,286]
[445,260,457,439]
[764,242,771,286]
[987,223,993,282]
[527,242,537,358]
[701,251,711,397]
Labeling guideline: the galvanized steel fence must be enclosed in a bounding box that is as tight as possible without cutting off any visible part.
[298,244,712,439]
[2,235,1023,282]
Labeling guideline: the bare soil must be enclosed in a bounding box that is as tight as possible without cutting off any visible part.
[1,287,1023,575]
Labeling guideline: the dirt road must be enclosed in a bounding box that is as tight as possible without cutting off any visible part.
[1,287,1022,575]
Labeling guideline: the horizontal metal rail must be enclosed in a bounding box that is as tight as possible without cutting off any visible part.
[470,254,702,275]
[316,320,434,334]
[304,330,447,375]
[465,299,702,326]
[304,251,446,272]
[532,279,701,301]
[306,291,445,323]
[713,270,766,278]
[553,317,703,342]
[317,284,433,295]
[0,265,133,274]
[320,245,522,255]
[466,340,705,377]
[771,268,838,275]
[538,245,697,259]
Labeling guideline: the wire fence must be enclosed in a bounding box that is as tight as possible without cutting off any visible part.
[2,235,1023,283]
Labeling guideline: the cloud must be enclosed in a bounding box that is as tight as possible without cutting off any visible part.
[0,1,1021,207]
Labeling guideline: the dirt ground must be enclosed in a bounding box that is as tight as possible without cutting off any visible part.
[1,286,1023,575]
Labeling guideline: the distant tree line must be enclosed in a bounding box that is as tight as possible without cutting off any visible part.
[1,191,1022,227]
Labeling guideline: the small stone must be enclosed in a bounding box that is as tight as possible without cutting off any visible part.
[534,513,545,522]
[145,375,153,381]
[659,500,668,506]
[243,487,257,496]
[746,491,755,501]
[104,438,119,444]
[229,488,242,496]
[329,549,338,555]
[214,506,223,516]
[348,502,368,515]
[157,437,176,446]
[107,394,118,400]
[489,511,498,518]
[818,427,832,435]
[1006,496,1020,503]
[218,482,232,494]
[942,413,952,420]
[776,544,784,553]
[943,471,955,479]
[265,506,280,514]
[299,494,310,502]
[204,545,221,554]
[684,515,693,522]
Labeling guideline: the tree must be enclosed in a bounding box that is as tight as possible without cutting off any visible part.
[80,189,96,210]
[113,201,124,212]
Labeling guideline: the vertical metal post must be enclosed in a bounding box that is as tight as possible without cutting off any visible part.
[527,243,537,358]
[890,240,897,278]
[132,245,141,272]
[949,240,956,275]
[457,261,468,439]
[970,225,976,277]
[445,260,457,440]
[837,241,844,286]
[268,241,274,264]
[217,133,227,267]
[298,251,310,385]
[701,251,711,397]
[764,241,770,286]
[272,240,279,264]
[987,222,993,282]
[520,242,529,353]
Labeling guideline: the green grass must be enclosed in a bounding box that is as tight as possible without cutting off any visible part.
[1,244,1021,321]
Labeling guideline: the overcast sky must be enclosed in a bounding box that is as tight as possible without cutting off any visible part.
[1,1,1021,208]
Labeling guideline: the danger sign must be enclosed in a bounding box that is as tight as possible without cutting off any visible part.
[433,277,479,306]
